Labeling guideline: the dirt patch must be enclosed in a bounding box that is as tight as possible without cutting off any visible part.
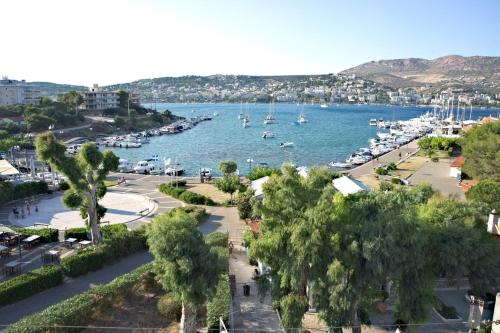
[186,183,231,203]
[80,285,177,333]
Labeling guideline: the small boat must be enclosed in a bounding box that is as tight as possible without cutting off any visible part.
[133,161,162,174]
[164,158,185,176]
[238,112,244,119]
[298,112,307,123]
[262,131,274,139]
[329,161,352,168]
[213,112,219,116]
[320,103,328,108]
[369,119,378,126]
[264,103,276,124]
[280,142,294,148]
[243,117,250,128]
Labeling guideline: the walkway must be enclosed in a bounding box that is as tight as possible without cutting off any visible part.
[0,251,153,326]
[349,140,419,178]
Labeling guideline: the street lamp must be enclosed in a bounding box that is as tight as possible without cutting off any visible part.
[246,158,254,174]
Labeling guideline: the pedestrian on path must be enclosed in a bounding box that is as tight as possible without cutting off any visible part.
[398,152,402,160]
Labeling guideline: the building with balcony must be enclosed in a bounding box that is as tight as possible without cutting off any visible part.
[83,84,119,110]
[0,77,41,106]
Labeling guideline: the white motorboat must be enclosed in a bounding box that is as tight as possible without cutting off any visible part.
[118,159,134,173]
[320,103,328,108]
[238,112,244,120]
[213,112,219,116]
[164,158,184,176]
[264,103,276,124]
[329,161,352,168]
[262,131,274,139]
[298,112,308,123]
[133,161,161,174]
[369,119,378,126]
[280,142,294,148]
[243,117,250,128]
[199,168,212,178]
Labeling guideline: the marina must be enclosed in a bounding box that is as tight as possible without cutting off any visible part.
[101,103,495,176]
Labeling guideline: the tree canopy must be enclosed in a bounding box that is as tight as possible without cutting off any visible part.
[218,160,237,175]
[461,121,500,180]
[35,132,118,244]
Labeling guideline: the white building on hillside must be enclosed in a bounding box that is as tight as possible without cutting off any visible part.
[0,77,41,106]
[83,84,120,110]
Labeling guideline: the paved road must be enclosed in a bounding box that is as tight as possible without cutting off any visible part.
[349,140,419,177]
[407,160,465,199]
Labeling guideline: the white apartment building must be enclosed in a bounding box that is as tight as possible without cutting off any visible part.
[84,84,119,110]
[0,78,41,106]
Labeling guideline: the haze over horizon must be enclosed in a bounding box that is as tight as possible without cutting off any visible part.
[1,0,499,86]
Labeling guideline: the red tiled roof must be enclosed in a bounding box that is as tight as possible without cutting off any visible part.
[451,156,465,168]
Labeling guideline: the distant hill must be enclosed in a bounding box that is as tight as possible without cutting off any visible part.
[341,55,500,93]
[26,82,86,98]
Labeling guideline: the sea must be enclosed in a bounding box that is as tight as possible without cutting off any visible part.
[107,103,497,176]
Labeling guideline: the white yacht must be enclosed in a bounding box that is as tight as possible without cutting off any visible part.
[243,117,250,128]
[298,112,308,124]
[264,103,276,124]
[213,112,219,116]
[262,131,274,139]
[117,159,134,173]
[329,161,352,169]
[133,161,162,174]
[280,142,294,148]
[320,103,328,108]
[369,119,378,126]
[164,158,184,176]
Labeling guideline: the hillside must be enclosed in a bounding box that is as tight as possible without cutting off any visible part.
[26,82,86,98]
[341,55,500,93]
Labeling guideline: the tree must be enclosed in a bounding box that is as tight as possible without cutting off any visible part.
[57,91,84,116]
[35,132,119,244]
[466,178,500,213]
[461,121,500,180]
[25,113,55,132]
[218,160,237,175]
[147,210,223,333]
[214,175,240,204]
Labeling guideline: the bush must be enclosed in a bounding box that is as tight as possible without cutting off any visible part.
[172,206,208,224]
[376,167,388,175]
[205,232,229,248]
[431,156,439,162]
[237,195,253,219]
[64,227,89,240]
[12,227,59,243]
[61,230,147,277]
[157,294,182,320]
[247,166,281,181]
[4,264,153,333]
[391,178,402,185]
[379,182,394,192]
[159,183,217,206]
[0,265,63,307]
[207,274,231,330]
[0,181,49,206]
[58,180,70,191]
[101,224,128,239]
[386,162,397,171]
[167,179,187,187]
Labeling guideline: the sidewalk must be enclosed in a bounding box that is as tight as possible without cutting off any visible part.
[0,251,153,326]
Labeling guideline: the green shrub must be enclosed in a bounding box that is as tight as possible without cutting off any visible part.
[159,183,217,206]
[431,156,439,162]
[101,224,128,239]
[64,227,89,240]
[391,178,402,185]
[3,264,153,333]
[0,265,63,307]
[247,166,281,181]
[170,206,208,224]
[447,147,453,157]
[375,167,388,175]
[61,230,147,277]
[12,227,59,243]
[243,229,257,248]
[379,182,394,191]
[205,232,229,248]
[58,180,70,191]
[0,181,49,206]
[156,294,182,320]
[386,162,397,171]
[207,274,231,330]
[237,195,253,219]
[167,179,187,187]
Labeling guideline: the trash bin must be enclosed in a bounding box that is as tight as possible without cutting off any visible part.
[243,284,250,296]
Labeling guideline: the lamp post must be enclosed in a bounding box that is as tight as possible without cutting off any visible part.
[246,158,254,175]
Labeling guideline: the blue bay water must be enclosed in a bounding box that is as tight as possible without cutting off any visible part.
[107,103,494,176]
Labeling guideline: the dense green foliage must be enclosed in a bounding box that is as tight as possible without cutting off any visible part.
[237,188,255,219]
[64,227,88,240]
[248,164,499,332]
[12,227,58,243]
[418,136,458,151]
[156,293,182,320]
[461,121,500,180]
[466,178,500,213]
[64,224,128,241]
[207,273,231,330]
[159,182,217,206]
[0,265,63,307]
[204,232,229,248]
[36,132,119,244]
[3,264,153,333]
[214,175,240,203]
[61,229,147,277]
[219,160,238,175]
[0,180,49,205]
[247,166,282,181]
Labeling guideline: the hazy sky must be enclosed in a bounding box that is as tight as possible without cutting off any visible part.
[1,0,499,86]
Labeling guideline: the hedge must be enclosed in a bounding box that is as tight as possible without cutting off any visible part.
[207,273,231,330]
[168,206,208,225]
[12,227,59,243]
[0,265,63,307]
[3,264,153,333]
[61,229,147,278]
[159,183,217,206]
[205,232,229,248]
[64,224,129,241]
[247,166,281,181]
[0,181,49,206]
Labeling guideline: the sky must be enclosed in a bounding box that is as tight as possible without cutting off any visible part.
[1,0,499,86]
